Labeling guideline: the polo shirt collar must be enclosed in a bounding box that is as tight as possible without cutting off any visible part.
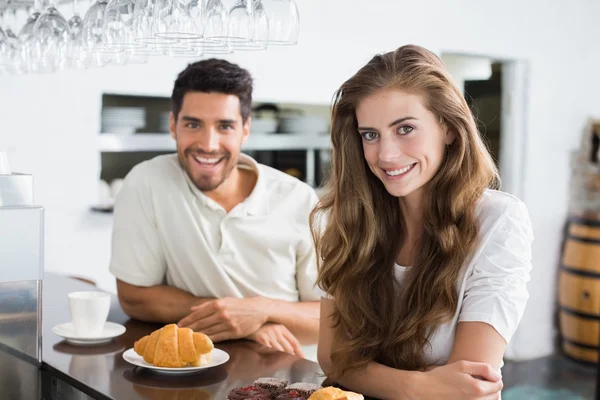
[182,153,269,216]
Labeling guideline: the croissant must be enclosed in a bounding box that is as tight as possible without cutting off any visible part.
[133,324,214,368]
[308,387,364,400]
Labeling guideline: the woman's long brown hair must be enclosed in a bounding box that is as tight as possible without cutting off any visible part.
[311,44,499,378]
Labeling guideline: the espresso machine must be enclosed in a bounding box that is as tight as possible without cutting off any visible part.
[0,151,44,399]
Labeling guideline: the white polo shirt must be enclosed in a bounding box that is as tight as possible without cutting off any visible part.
[109,153,321,303]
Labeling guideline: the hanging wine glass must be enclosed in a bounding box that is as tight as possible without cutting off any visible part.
[202,0,228,44]
[103,0,140,51]
[0,0,300,74]
[66,0,85,68]
[18,2,42,74]
[220,0,253,43]
[3,7,20,48]
[232,0,267,51]
[153,0,202,40]
[262,0,298,45]
[81,0,114,68]
[132,0,176,53]
[31,0,70,73]
[0,27,11,74]
[185,37,232,54]
[0,6,24,73]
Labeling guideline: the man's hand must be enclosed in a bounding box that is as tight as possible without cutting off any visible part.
[177,297,269,342]
[248,323,305,358]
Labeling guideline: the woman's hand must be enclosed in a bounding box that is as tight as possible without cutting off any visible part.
[406,360,503,400]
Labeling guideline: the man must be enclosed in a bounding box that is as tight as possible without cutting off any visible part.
[109,59,320,358]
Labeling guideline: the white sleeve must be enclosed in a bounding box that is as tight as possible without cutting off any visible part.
[295,189,322,302]
[458,199,534,344]
[296,244,321,302]
[109,166,167,287]
[296,193,334,300]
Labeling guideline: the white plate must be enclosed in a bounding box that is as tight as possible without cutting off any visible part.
[122,348,230,375]
[52,322,126,346]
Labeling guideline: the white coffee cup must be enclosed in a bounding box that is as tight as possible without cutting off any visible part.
[68,291,111,338]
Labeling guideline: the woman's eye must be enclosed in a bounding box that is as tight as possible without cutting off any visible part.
[361,132,379,141]
[398,125,414,135]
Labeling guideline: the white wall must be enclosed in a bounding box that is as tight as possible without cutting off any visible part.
[1,0,598,361]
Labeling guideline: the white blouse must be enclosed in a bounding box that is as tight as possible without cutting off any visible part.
[323,189,534,368]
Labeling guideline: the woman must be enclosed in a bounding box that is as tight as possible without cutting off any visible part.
[311,45,533,400]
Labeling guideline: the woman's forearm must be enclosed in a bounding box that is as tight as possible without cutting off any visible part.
[325,361,422,400]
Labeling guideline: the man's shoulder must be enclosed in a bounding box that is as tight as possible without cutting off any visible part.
[125,154,182,185]
[257,163,318,203]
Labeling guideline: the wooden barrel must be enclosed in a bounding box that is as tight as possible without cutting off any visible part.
[559,216,600,363]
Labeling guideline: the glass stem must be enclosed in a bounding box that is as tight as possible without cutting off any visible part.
[37,0,51,10]
[9,8,16,33]
[72,0,80,16]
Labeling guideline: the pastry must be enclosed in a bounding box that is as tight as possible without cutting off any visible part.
[308,387,364,400]
[226,385,271,400]
[253,377,289,397]
[275,390,307,400]
[282,383,321,398]
[133,324,214,368]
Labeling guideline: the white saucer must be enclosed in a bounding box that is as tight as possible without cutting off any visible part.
[122,348,230,375]
[52,322,126,346]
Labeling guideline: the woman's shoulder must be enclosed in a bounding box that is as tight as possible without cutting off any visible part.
[476,189,533,240]
[477,189,529,218]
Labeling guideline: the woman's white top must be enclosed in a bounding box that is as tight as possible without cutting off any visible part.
[323,189,534,368]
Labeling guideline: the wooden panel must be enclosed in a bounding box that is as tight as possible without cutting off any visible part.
[570,224,600,241]
[562,240,600,274]
[563,341,598,363]
[560,312,599,346]
[559,270,600,315]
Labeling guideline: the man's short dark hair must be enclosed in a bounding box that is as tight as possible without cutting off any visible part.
[171,58,254,122]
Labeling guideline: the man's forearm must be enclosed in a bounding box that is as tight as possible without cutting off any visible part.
[264,300,320,344]
[118,284,215,323]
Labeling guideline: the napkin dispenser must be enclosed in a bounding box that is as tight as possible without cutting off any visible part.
[0,155,44,367]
